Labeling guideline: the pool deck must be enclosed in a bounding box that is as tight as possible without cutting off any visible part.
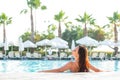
[0,72,120,80]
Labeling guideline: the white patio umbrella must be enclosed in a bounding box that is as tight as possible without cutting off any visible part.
[99,40,120,52]
[71,40,75,51]
[76,36,99,46]
[99,40,115,46]
[18,38,24,57]
[36,39,50,46]
[50,42,68,58]
[23,40,36,52]
[36,39,50,56]
[50,37,68,57]
[50,37,68,49]
[51,42,68,49]
[19,38,24,51]
[50,37,68,45]
[92,45,114,53]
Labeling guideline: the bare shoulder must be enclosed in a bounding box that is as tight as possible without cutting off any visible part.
[66,61,74,66]
[67,61,74,64]
[89,63,102,72]
[70,61,76,64]
[67,61,78,72]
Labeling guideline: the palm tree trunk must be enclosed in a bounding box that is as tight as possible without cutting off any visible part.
[114,23,118,56]
[84,23,87,36]
[3,23,6,55]
[58,21,62,37]
[3,23,6,43]
[30,7,34,43]
[30,7,34,53]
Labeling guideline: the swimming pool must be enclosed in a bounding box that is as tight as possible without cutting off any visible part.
[0,60,119,72]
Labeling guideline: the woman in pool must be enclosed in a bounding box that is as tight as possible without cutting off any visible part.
[39,45,102,72]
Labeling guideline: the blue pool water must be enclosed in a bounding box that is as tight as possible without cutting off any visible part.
[0,60,119,72]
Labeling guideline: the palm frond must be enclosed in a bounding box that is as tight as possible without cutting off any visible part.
[41,5,47,10]
[20,9,28,14]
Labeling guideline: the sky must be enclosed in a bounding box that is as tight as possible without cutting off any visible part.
[0,0,120,43]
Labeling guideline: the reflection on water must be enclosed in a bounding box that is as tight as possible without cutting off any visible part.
[0,60,8,72]
[114,60,119,71]
[0,60,119,72]
[0,61,7,72]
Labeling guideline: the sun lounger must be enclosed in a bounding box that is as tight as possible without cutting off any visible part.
[8,51,14,59]
[60,52,67,58]
[26,52,32,58]
[15,52,21,58]
[33,52,39,58]
[91,52,100,60]
[0,52,3,59]
[99,52,106,60]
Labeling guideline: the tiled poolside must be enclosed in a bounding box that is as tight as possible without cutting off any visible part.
[0,72,119,80]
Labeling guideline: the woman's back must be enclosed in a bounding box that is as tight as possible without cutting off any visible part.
[39,46,102,73]
[69,61,80,72]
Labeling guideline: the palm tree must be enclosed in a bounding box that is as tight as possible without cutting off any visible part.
[75,12,95,36]
[88,25,105,41]
[107,11,120,55]
[21,0,46,42]
[54,10,68,38]
[0,13,12,43]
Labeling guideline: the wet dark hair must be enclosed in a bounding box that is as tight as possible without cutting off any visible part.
[78,46,89,72]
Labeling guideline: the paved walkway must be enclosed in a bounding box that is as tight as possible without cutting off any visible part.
[0,72,120,80]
